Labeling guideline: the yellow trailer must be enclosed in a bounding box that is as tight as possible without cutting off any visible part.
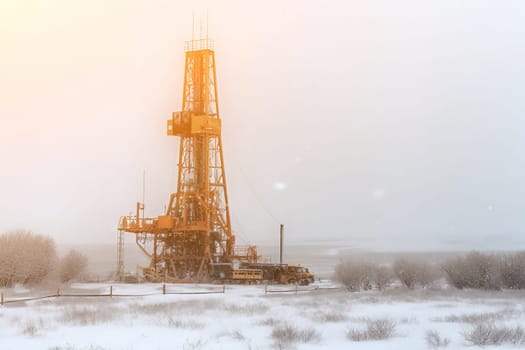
[231,269,263,283]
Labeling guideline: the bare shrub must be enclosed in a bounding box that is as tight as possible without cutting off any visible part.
[442,252,501,290]
[182,338,207,350]
[59,249,88,283]
[441,308,518,324]
[299,328,321,342]
[48,346,74,350]
[257,317,282,327]
[230,330,245,341]
[374,265,394,291]
[347,318,396,341]
[334,259,373,291]
[271,324,299,343]
[334,260,396,291]
[463,323,525,346]
[416,263,440,288]
[21,321,39,337]
[271,324,321,347]
[0,230,57,287]
[425,330,450,349]
[363,318,396,339]
[393,258,438,289]
[500,251,525,289]
[393,258,417,289]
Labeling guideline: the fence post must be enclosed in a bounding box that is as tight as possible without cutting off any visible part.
[222,284,225,294]
[56,288,60,297]
[162,284,166,295]
[295,284,298,294]
[110,285,113,298]
[265,284,267,294]
[1,292,4,305]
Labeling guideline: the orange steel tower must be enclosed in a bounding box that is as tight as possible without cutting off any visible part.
[118,37,258,282]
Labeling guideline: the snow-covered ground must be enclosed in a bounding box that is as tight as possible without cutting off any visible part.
[2,282,525,350]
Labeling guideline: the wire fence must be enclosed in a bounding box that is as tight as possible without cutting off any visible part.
[0,282,342,306]
[264,284,343,294]
[0,284,226,305]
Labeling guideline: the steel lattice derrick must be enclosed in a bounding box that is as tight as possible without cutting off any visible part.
[118,37,254,282]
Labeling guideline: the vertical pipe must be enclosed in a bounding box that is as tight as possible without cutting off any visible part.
[136,202,141,228]
[142,169,146,209]
[117,230,124,281]
[280,224,284,265]
[153,235,158,277]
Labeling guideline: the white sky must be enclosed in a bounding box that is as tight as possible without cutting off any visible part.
[1,0,525,250]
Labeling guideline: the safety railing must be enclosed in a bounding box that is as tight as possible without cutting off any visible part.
[185,38,214,52]
[118,216,158,231]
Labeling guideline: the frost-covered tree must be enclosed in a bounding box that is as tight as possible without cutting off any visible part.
[498,252,525,289]
[0,230,57,288]
[59,249,88,282]
[415,262,440,288]
[334,260,394,291]
[334,259,374,291]
[373,265,394,291]
[393,258,438,289]
[392,258,418,289]
[442,252,501,290]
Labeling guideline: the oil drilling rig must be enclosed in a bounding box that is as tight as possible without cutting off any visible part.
[117,36,258,282]
[117,34,314,285]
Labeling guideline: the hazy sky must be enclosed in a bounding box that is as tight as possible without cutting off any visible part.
[1,0,525,250]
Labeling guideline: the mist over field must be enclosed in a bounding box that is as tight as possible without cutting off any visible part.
[61,242,474,281]
[2,0,525,250]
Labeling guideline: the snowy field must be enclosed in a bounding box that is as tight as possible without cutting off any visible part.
[2,282,525,349]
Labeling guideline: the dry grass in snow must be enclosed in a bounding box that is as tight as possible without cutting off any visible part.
[462,323,525,346]
[425,329,450,349]
[347,318,397,341]
[271,323,321,348]
[2,283,525,349]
